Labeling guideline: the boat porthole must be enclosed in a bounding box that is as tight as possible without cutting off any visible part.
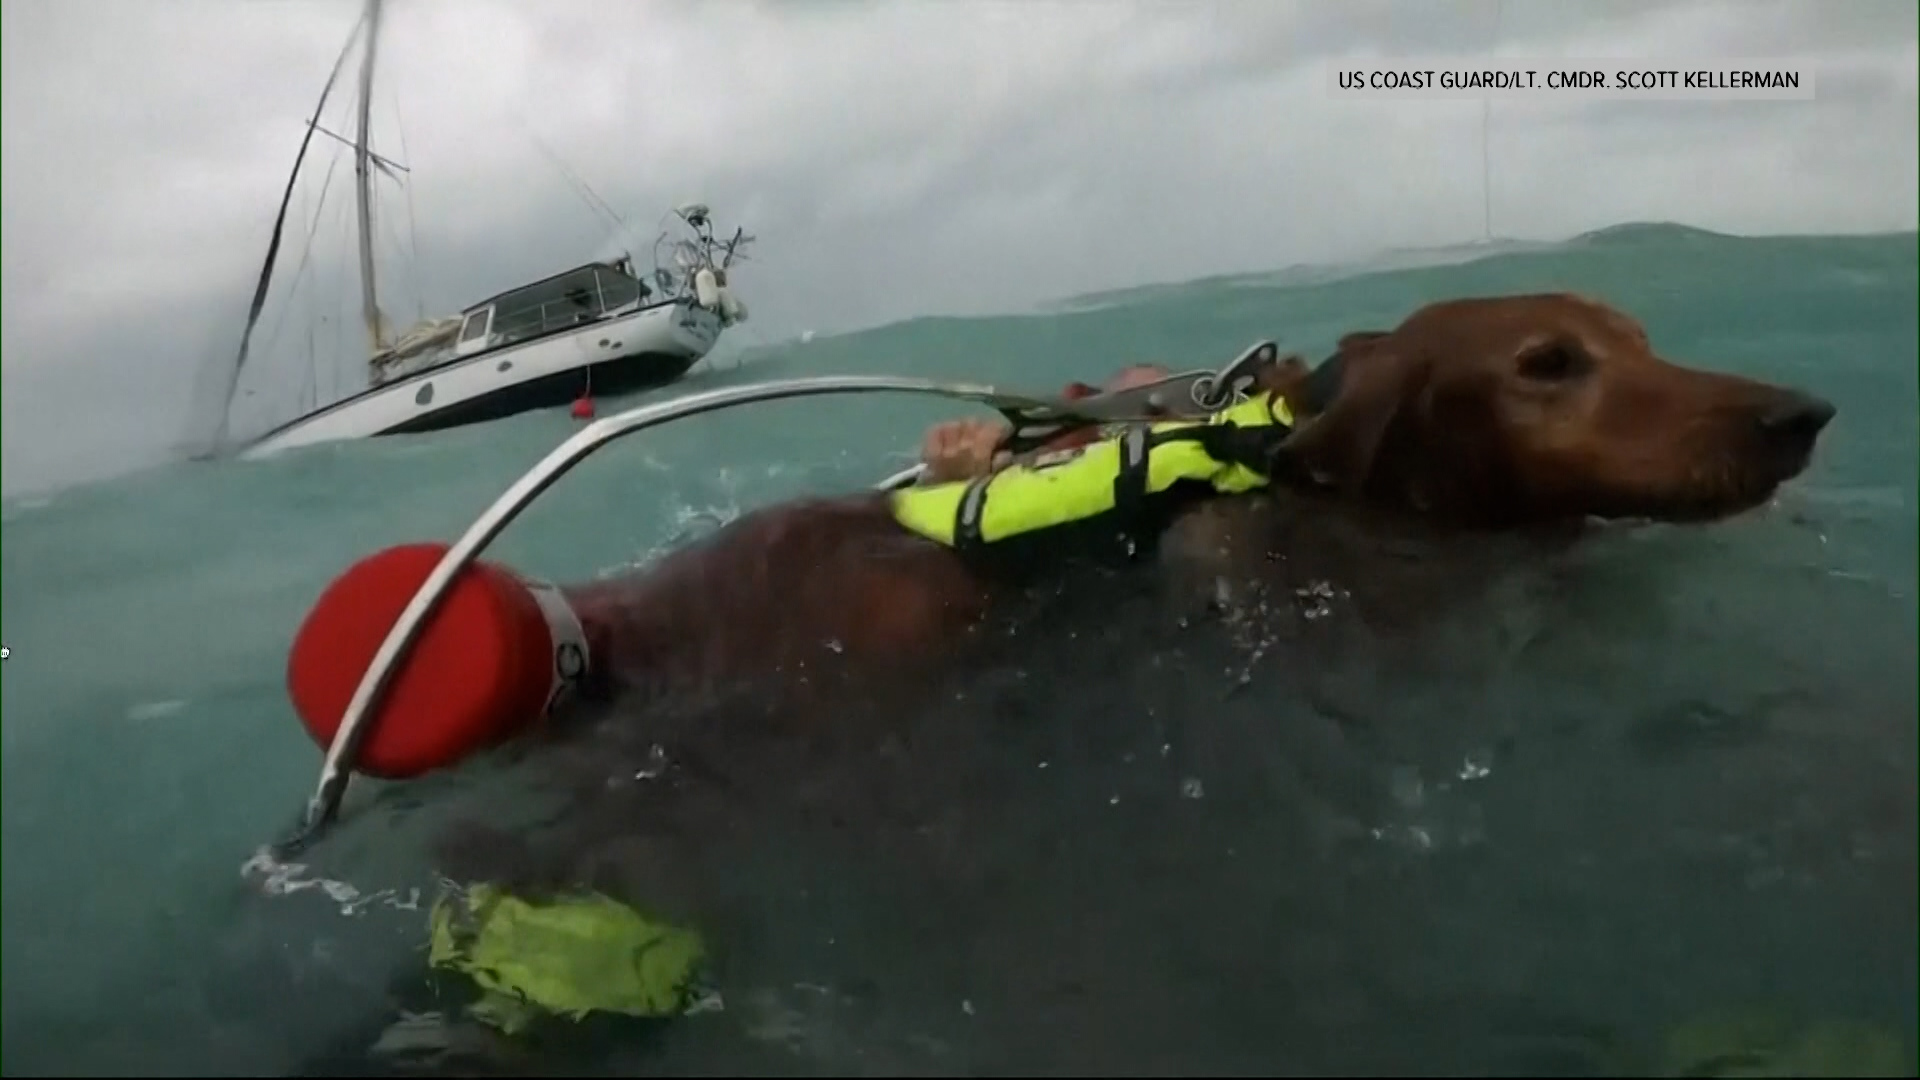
[611,341,623,349]
[496,360,512,372]
[415,382,434,406]
[598,338,610,347]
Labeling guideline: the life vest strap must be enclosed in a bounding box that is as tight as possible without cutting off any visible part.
[1111,426,1153,554]
[954,473,993,553]
[899,391,1297,556]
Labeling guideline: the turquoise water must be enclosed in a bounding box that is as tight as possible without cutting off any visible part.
[3,226,1916,1075]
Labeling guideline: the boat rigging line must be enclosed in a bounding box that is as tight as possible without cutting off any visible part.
[391,85,426,324]
[259,153,345,378]
[303,120,408,178]
[512,111,631,239]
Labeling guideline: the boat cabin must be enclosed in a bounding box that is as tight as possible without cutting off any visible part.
[452,260,663,357]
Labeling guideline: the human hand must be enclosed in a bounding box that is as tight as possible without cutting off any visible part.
[918,418,1011,483]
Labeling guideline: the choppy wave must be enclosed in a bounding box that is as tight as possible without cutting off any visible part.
[2,226,1913,1076]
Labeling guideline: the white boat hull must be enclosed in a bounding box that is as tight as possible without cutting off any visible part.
[238,300,722,460]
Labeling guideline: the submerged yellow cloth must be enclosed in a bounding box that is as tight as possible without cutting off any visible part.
[1657,1009,1912,1077]
[427,883,706,1035]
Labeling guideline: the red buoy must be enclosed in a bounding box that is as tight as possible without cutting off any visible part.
[286,543,593,779]
[570,395,596,420]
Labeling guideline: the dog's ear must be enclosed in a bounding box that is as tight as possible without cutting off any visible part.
[1272,335,1430,497]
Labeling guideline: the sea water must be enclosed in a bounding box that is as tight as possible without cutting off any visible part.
[2,226,1915,1076]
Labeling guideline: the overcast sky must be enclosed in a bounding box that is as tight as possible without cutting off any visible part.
[2,0,1915,496]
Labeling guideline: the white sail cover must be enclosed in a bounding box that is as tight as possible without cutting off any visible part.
[368,314,463,383]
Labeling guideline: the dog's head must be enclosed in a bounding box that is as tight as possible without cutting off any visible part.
[1269,293,1835,527]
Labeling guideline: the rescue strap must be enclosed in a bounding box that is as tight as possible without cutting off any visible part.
[891,390,1294,552]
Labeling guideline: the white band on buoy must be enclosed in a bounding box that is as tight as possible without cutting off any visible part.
[522,576,591,717]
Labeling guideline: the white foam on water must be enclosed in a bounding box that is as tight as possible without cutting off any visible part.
[126,699,189,722]
[239,845,424,917]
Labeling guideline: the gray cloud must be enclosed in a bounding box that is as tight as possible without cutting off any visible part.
[3,0,1914,495]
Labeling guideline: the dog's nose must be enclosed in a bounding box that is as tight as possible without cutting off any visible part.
[1757,391,1836,444]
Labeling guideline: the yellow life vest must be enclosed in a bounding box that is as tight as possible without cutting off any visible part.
[892,391,1294,550]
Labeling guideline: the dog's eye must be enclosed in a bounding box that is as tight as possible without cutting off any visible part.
[1518,344,1587,382]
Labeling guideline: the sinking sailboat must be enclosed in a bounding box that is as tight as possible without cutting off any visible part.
[211,0,752,461]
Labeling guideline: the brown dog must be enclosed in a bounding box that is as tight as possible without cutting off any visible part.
[1272,293,1833,525]
[1157,292,1836,634]
[561,292,1834,719]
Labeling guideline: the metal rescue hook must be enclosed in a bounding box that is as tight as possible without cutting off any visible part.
[277,343,1283,853]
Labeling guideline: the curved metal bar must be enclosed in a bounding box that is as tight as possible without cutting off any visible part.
[280,374,1085,852]
[873,463,927,491]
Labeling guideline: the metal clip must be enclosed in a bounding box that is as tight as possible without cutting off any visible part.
[1190,340,1281,412]
[994,340,1283,455]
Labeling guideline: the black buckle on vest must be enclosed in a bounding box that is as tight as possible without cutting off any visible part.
[953,473,992,552]
[1111,426,1205,560]
[1187,421,1290,476]
[1111,426,1151,539]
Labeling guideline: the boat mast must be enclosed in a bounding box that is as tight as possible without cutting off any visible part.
[204,7,366,453]
[353,0,386,353]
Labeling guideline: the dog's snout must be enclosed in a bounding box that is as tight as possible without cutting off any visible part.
[1756,390,1836,444]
